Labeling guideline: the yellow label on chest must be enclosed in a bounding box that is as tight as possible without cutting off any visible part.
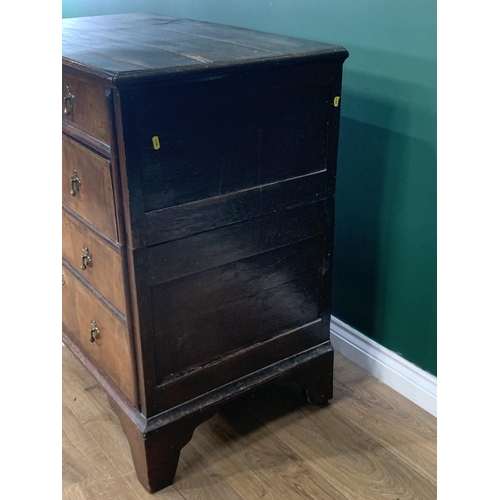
[152,136,161,150]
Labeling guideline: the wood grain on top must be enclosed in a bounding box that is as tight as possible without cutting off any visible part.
[62,13,347,81]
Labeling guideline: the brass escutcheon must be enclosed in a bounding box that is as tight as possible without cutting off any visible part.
[70,169,81,196]
[89,320,100,343]
[63,85,74,116]
[81,246,92,270]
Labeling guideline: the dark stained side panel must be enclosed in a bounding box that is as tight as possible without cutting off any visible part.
[119,62,334,214]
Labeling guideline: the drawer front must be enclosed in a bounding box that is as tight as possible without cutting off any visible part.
[62,72,111,146]
[62,134,118,241]
[62,265,135,403]
[62,209,126,315]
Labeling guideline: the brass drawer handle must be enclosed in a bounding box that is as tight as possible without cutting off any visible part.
[63,85,74,116]
[89,320,100,343]
[81,247,92,270]
[70,169,81,197]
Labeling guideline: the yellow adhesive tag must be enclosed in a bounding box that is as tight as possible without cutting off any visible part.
[333,96,340,107]
[152,136,160,150]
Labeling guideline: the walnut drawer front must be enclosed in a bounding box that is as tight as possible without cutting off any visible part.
[62,72,111,147]
[62,209,126,315]
[62,134,118,242]
[62,264,134,403]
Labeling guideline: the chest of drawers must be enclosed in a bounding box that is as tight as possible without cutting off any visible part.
[62,13,348,493]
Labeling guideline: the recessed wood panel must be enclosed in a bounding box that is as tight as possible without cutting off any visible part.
[120,67,330,213]
[150,235,323,384]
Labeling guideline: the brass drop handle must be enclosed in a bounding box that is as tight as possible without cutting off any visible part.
[81,247,91,270]
[89,320,100,343]
[63,85,74,116]
[70,169,81,197]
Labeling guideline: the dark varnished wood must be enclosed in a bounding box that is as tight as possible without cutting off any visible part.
[281,349,334,406]
[62,134,118,241]
[62,13,346,82]
[111,89,147,250]
[120,67,331,215]
[109,396,216,493]
[145,202,326,285]
[151,320,326,413]
[144,170,328,246]
[62,13,348,493]
[150,16,337,55]
[150,236,323,382]
[118,61,338,250]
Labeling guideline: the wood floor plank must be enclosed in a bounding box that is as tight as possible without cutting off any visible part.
[122,472,187,500]
[334,354,437,433]
[62,401,140,500]
[245,385,437,500]
[62,401,118,489]
[190,416,270,500]
[62,469,139,500]
[172,443,244,500]
[81,399,135,477]
[62,347,105,425]
[332,356,437,483]
[63,346,136,476]
[192,408,350,500]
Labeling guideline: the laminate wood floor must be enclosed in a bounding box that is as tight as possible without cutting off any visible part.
[62,346,437,499]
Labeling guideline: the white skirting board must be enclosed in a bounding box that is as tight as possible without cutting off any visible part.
[330,316,437,417]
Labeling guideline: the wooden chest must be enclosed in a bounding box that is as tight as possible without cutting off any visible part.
[62,13,348,493]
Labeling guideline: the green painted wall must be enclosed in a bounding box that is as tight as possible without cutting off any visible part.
[63,1,437,375]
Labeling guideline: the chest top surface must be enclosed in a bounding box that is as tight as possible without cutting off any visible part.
[62,13,347,82]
